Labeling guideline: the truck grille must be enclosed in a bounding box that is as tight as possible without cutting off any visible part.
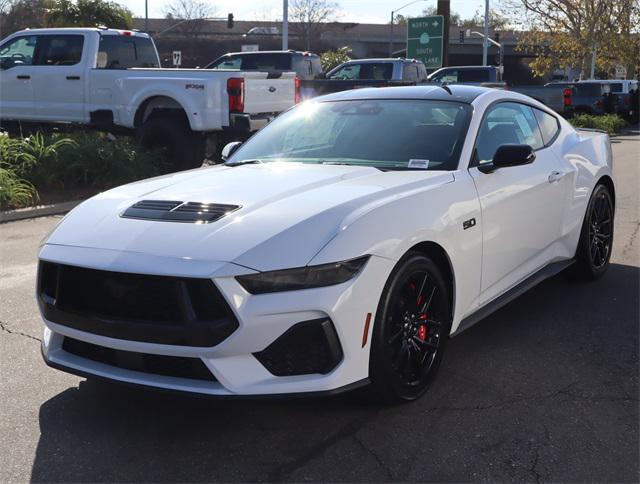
[38,261,239,347]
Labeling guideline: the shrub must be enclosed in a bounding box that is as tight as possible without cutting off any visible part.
[28,132,162,191]
[0,166,38,211]
[320,47,352,72]
[570,114,627,134]
[1,130,163,210]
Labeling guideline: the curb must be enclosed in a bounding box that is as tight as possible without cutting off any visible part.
[0,200,83,224]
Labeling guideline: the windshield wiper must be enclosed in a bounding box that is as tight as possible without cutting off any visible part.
[225,159,265,167]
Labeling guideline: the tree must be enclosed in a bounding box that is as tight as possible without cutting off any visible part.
[46,0,133,29]
[289,0,339,51]
[421,6,462,26]
[505,0,640,79]
[0,0,48,36]
[320,46,351,71]
[163,0,216,38]
[459,9,509,31]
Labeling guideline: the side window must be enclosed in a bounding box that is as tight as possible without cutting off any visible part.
[329,64,360,80]
[0,35,38,68]
[439,70,458,84]
[533,108,560,146]
[475,102,544,164]
[417,64,428,81]
[403,65,418,81]
[97,36,158,69]
[36,35,84,66]
[459,69,489,83]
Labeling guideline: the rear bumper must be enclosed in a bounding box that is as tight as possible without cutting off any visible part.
[228,113,275,133]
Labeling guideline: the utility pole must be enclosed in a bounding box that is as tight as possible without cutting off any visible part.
[482,0,489,66]
[145,0,148,32]
[437,0,450,66]
[283,0,289,50]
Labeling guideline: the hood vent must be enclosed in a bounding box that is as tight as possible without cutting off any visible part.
[121,200,240,223]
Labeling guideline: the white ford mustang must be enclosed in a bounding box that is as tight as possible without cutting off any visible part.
[38,86,615,401]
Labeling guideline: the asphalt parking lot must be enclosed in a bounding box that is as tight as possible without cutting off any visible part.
[1,133,638,483]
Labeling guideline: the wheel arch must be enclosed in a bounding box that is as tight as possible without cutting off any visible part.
[134,95,188,128]
[597,174,615,210]
[404,241,456,321]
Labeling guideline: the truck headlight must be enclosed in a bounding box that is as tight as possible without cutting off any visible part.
[236,256,370,294]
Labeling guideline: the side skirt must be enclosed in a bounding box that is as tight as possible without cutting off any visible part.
[451,259,575,337]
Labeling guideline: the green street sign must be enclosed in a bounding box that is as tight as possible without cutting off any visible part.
[407,15,444,69]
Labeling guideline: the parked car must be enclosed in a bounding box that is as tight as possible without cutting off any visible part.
[580,79,638,121]
[298,58,425,99]
[552,81,617,116]
[39,86,615,402]
[206,50,323,81]
[0,28,297,169]
[427,65,502,85]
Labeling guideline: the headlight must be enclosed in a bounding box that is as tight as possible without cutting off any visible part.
[236,256,370,294]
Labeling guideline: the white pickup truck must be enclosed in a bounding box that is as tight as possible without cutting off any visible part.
[0,28,296,168]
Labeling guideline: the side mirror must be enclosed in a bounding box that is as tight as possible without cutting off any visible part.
[221,141,242,161]
[478,144,536,173]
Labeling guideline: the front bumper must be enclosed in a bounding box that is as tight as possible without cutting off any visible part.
[39,245,394,397]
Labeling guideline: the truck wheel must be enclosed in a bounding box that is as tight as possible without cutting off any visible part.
[136,116,205,172]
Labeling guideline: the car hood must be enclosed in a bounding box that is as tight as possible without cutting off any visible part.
[45,162,454,272]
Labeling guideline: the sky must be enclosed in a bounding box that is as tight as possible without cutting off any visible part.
[126,0,489,24]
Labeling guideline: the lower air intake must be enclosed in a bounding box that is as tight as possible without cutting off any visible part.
[254,319,343,376]
[62,337,216,382]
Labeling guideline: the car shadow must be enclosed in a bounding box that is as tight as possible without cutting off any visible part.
[31,263,639,482]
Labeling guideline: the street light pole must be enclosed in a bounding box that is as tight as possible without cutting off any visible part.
[482,0,489,66]
[145,0,148,32]
[388,0,426,58]
[283,0,289,50]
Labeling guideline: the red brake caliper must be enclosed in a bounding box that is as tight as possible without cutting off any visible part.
[418,313,428,341]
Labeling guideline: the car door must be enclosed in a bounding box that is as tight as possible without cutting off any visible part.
[0,34,39,120]
[469,101,567,304]
[30,34,86,122]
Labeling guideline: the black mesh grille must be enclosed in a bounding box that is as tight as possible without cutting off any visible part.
[254,319,343,376]
[62,337,216,381]
[121,200,240,223]
[38,262,239,347]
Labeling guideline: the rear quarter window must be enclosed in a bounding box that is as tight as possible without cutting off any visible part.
[97,35,158,69]
[533,109,560,146]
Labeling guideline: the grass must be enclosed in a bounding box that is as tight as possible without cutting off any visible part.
[570,113,628,134]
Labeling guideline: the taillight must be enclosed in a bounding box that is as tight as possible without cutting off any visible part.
[294,77,301,104]
[563,88,572,106]
[227,77,244,113]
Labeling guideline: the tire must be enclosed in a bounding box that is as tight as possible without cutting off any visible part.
[136,115,205,172]
[573,184,614,280]
[368,251,452,403]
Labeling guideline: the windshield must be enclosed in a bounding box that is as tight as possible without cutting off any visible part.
[329,63,393,80]
[227,99,472,171]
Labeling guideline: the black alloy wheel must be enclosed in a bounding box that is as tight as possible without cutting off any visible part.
[369,252,452,402]
[574,184,614,279]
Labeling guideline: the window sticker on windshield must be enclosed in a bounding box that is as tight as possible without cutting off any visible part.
[408,159,430,169]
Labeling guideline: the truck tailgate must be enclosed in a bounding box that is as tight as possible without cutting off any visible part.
[243,72,296,114]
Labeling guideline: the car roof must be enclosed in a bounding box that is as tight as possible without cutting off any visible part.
[314,84,490,103]
[341,58,423,65]
[220,50,319,57]
[10,27,149,37]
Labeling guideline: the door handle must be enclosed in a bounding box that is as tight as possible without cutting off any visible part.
[16,75,30,80]
[548,170,566,183]
[66,76,81,80]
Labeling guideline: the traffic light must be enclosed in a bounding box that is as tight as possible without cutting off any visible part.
[459,30,464,43]
[227,13,234,29]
